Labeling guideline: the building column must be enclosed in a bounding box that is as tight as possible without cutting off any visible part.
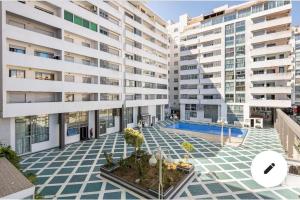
[58,113,65,149]
[95,110,99,139]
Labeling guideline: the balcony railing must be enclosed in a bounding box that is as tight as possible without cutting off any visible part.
[274,109,300,158]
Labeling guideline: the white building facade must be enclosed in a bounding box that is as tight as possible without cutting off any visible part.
[0,1,168,154]
[293,27,300,106]
[171,0,292,125]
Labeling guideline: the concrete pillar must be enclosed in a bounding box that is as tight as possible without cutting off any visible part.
[58,113,65,149]
[95,110,99,139]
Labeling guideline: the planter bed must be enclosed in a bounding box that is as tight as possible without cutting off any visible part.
[100,154,195,199]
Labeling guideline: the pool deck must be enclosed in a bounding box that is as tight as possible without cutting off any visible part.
[20,120,300,199]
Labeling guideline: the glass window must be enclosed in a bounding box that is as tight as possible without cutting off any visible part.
[236,58,245,68]
[225,36,234,46]
[64,10,73,22]
[35,72,54,80]
[225,47,234,57]
[225,71,234,80]
[238,8,251,18]
[235,94,245,103]
[236,46,245,56]
[225,23,234,35]
[225,82,234,92]
[82,19,89,28]
[225,59,234,69]
[235,34,245,44]
[296,34,300,41]
[90,22,97,32]
[235,21,245,32]
[9,45,26,54]
[225,94,234,103]
[74,15,83,26]
[252,4,263,13]
[125,107,133,124]
[224,13,236,22]
[9,69,25,78]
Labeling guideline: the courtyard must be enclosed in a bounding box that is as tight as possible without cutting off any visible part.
[20,120,300,199]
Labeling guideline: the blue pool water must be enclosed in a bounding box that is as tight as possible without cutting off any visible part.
[166,122,247,138]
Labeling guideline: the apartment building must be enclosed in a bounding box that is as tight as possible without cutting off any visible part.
[293,27,300,106]
[166,20,181,116]
[0,1,168,154]
[170,0,292,125]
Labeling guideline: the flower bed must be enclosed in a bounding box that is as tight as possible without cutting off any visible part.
[100,152,194,199]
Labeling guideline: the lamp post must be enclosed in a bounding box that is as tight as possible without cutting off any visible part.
[149,146,173,199]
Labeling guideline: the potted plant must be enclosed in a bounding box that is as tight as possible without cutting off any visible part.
[178,141,194,172]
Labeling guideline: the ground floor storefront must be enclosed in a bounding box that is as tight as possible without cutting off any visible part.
[0,105,165,155]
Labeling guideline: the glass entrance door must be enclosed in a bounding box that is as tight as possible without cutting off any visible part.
[15,118,31,154]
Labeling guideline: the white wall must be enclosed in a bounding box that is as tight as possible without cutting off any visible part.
[0,117,14,148]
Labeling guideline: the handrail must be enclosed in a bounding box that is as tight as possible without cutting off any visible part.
[275,109,300,158]
[276,109,300,138]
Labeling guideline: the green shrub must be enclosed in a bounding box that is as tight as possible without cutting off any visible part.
[0,146,21,169]
[124,128,144,153]
[181,141,194,153]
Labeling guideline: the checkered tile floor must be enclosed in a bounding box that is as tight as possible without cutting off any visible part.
[21,120,300,199]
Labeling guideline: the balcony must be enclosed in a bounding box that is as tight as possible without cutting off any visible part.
[251,30,291,44]
[248,99,291,108]
[250,86,291,94]
[251,16,291,31]
[251,44,290,56]
[250,73,291,81]
[200,99,223,105]
[251,58,291,69]
[200,88,221,95]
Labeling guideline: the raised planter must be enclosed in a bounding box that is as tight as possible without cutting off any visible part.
[100,164,195,199]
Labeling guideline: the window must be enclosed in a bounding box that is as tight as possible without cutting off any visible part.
[236,70,245,79]
[64,10,73,22]
[224,13,236,22]
[185,104,197,111]
[254,56,265,62]
[64,11,97,32]
[235,34,245,44]
[9,69,25,78]
[181,65,197,70]
[225,47,234,57]
[296,34,300,41]
[181,74,198,80]
[34,51,54,58]
[225,24,234,35]
[236,46,245,56]
[236,58,245,68]
[238,8,251,18]
[236,82,245,91]
[174,70,178,74]
[9,45,25,54]
[225,71,234,80]
[225,82,234,92]
[35,72,54,80]
[225,36,234,46]
[225,59,234,69]
[235,21,245,32]
[225,94,234,103]
[252,4,263,13]
[99,109,116,128]
[125,107,133,124]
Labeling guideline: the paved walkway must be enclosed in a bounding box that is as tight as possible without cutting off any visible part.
[21,121,300,199]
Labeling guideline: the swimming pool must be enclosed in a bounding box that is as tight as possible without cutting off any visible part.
[166,122,247,138]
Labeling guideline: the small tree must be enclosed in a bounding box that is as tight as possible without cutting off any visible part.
[181,141,194,163]
[124,128,144,158]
